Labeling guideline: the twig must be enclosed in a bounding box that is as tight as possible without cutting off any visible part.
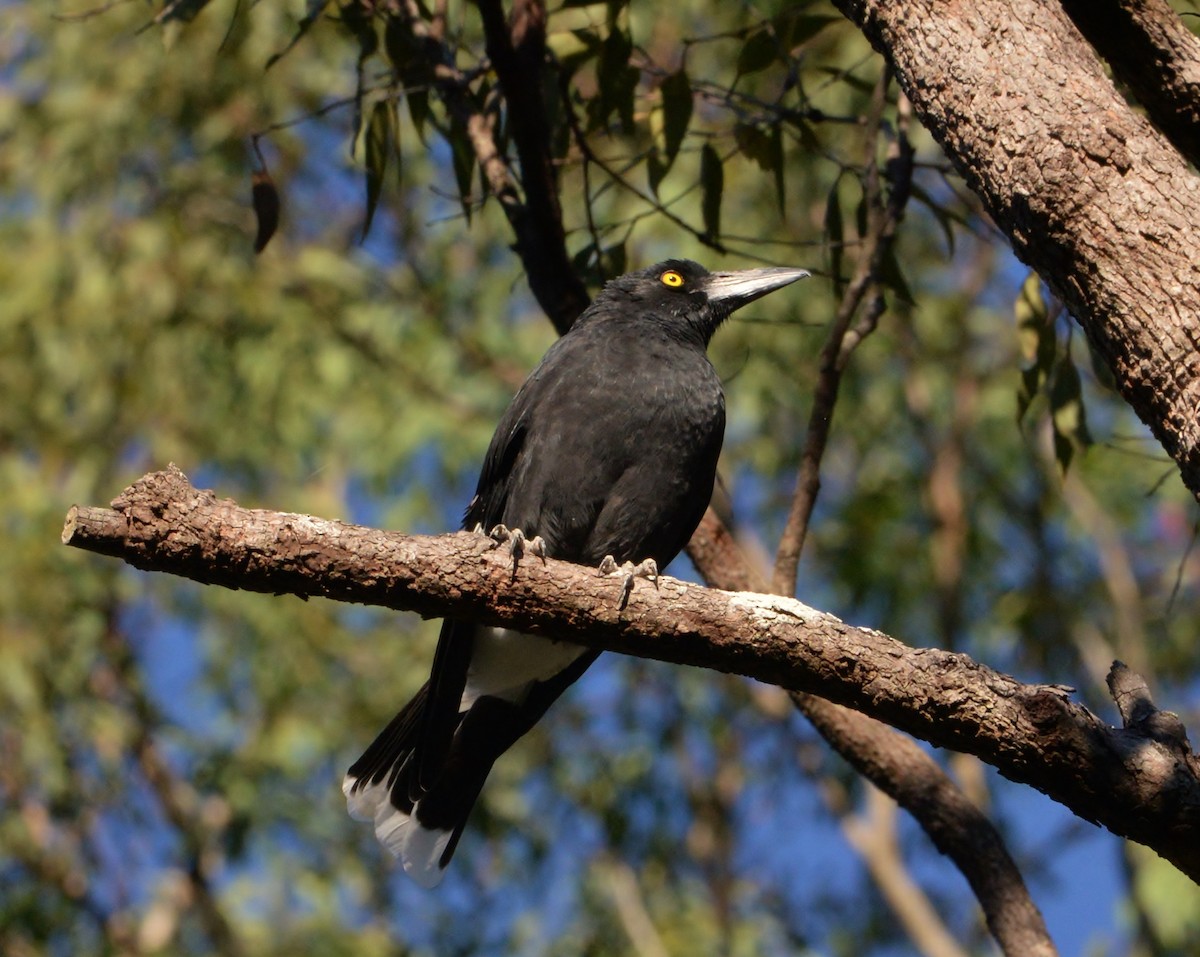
[473,0,591,332]
[686,514,1060,957]
[600,855,671,957]
[556,67,728,256]
[96,606,246,957]
[51,0,138,22]
[771,72,913,595]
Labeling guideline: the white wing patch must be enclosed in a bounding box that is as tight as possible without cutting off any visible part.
[462,628,586,707]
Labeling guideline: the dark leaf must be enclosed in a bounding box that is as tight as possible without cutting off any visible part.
[361,100,394,242]
[449,112,475,223]
[266,0,332,69]
[341,0,379,59]
[700,144,723,240]
[151,0,213,26]
[571,242,627,286]
[559,29,603,77]
[604,242,627,278]
[647,150,666,197]
[1085,336,1119,393]
[825,177,844,292]
[593,28,637,133]
[660,69,693,168]
[734,123,774,169]
[909,181,958,257]
[879,246,914,305]
[251,169,280,254]
[347,5,380,165]
[406,89,430,142]
[734,124,784,213]
[604,0,630,22]
[790,115,820,154]
[774,11,840,48]
[1017,365,1042,423]
[1015,272,1051,369]
[1014,273,1058,423]
[384,12,435,88]
[737,28,778,77]
[1050,355,1092,474]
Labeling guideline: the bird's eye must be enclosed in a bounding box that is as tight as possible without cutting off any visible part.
[660,270,684,288]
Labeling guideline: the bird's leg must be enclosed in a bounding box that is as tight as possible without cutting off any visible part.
[485,524,547,578]
[598,556,659,610]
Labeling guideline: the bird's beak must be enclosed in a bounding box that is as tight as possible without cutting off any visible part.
[703,267,810,312]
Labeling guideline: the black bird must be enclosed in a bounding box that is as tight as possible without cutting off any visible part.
[344,259,808,885]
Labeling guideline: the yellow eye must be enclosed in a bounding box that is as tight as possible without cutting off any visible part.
[660,270,684,288]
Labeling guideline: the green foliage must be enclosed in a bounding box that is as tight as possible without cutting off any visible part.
[1016,273,1093,473]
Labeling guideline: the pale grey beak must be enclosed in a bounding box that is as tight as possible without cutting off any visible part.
[703,266,811,313]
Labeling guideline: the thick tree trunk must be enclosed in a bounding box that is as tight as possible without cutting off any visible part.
[834,0,1200,496]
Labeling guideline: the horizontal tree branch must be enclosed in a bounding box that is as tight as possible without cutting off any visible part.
[63,467,1200,881]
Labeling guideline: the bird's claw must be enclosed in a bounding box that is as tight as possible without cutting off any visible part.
[598,556,659,609]
[486,524,546,577]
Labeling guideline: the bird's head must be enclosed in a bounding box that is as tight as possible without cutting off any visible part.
[592,259,810,345]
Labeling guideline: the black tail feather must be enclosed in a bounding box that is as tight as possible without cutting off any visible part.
[346,644,601,877]
[416,619,475,797]
[347,682,430,812]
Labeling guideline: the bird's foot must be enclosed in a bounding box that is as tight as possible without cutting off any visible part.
[598,556,659,610]
[484,524,546,578]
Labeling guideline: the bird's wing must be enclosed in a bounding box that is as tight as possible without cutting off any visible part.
[463,404,531,533]
[416,371,546,794]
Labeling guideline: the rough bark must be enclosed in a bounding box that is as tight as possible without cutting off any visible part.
[689,513,1057,957]
[833,0,1200,498]
[1061,0,1200,170]
[63,467,1200,883]
[795,695,1058,957]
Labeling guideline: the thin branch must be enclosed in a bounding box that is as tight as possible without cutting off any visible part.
[686,514,1060,957]
[472,0,591,332]
[837,787,971,957]
[97,609,246,957]
[795,694,1058,957]
[556,74,728,256]
[51,0,138,21]
[834,0,1200,499]
[61,466,1200,885]
[383,0,589,333]
[771,74,913,595]
[599,855,672,957]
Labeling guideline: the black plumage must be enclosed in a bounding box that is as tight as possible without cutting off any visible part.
[343,259,808,885]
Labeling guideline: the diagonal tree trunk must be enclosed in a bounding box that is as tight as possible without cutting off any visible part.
[834,0,1200,497]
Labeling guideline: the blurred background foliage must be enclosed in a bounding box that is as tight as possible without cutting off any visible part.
[3,0,1200,955]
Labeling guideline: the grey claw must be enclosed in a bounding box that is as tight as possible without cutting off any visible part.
[599,556,659,610]
[487,525,542,576]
